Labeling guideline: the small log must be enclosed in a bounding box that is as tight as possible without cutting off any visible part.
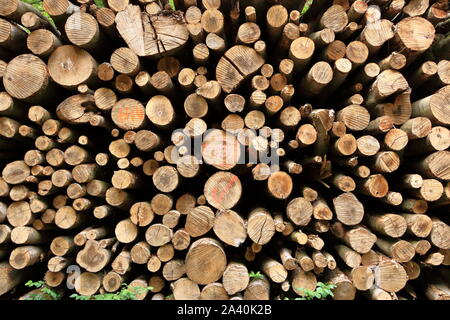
[244,277,270,300]
[9,245,45,269]
[216,45,264,93]
[0,262,26,295]
[286,197,313,226]
[292,269,317,297]
[376,238,416,263]
[335,244,361,268]
[50,236,75,257]
[412,85,450,126]
[299,61,333,97]
[213,209,246,247]
[294,249,314,272]
[359,19,394,54]
[373,258,408,292]
[185,237,227,285]
[76,239,111,272]
[247,208,275,245]
[351,266,374,291]
[266,5,288,43]
[333,192,364,226]
[366,213,407,238]
[111,98,146,130]
[413,150,450,180]
[261,257,287,283]
[336,105,370,131]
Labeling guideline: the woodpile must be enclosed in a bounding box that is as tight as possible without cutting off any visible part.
[0,0,449,300]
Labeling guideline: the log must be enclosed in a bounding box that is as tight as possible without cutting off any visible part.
[247,208,275,245]
[216,45,264,93]
[359,19,394,54]
[266,5,288,43]
[74,272,101,296]
[373,258,408,292]
[0,18,28,53]
[292,269,317,297]
[9,245,45,269]
[366,214,407,238]
[204,171,241,209]
[333,193,364,226]
[115,5,189,58]
[392,17,435,58]
[286,197,313,226]
[413,151,450,180]
[412,85,450,126]
[429,219,450,250]
[76,240,111,272]
[336,105,370,131]
[3,54,55,103]
[244,277,270,300]
[213,209,246,247]
[0,262,25,295]
[325,268,356,300]
[299,61,333,97]
[376,238,416,263]
[185,205,214,237]
[185,237,227,285]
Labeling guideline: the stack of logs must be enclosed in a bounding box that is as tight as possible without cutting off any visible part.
[0,0,449,300]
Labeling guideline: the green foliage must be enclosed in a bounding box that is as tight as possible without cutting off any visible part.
[94,0,106,8]
[27,293,45,300]
[25,280,61,300]
[70,283,154,301]
[42,287,61,300]
[70,294,92,301]
[249,271,264,279]
[168,0,176,10]
[25,280,152,301]
[25,280,44,288]
[300,0,314,17]
[285,282,337,300]
[22,0,55,25]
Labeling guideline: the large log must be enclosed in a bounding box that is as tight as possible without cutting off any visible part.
[115,5,189,58]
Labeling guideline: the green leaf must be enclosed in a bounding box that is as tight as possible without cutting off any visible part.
[42,287,60,300]
[95,294,117,300]
[168,0,176,10]
[70,293,91,300]
[94,0,106,8]
[249,271,264,279]
[25,280,34,287]
[300,0,314,17]
[304,289,314,296]
[25,280,44,288]
[316,287,325,296]
[68,283,154,301]
[27,293,44,301]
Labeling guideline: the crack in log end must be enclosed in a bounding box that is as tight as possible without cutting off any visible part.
[217,46,264,93]
[116,5,188,58]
